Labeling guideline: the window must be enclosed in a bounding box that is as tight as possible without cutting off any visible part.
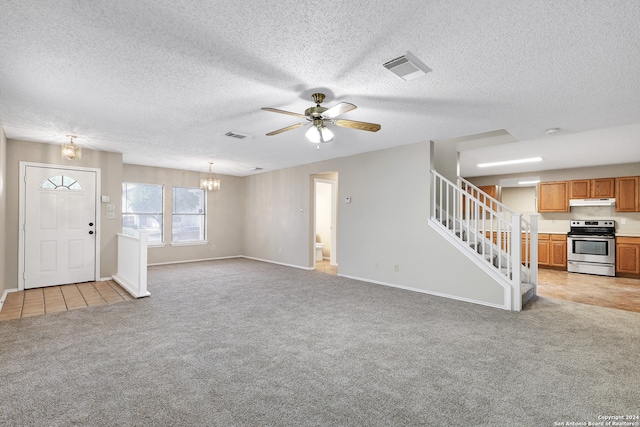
[172,186,206,243]
[40,175,82,190]
[122,183,164,244]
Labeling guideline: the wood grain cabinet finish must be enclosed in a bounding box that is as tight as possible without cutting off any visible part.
[570,178,615,199]
[616,236,640,276]
[538,234,550,266]
[538,181,569,212]
[549,234,567,268]
[615,176,639,212]
[464,185,498,215]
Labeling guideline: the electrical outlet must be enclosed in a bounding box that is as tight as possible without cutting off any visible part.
[621,218,626,224]
[394,264,400,272]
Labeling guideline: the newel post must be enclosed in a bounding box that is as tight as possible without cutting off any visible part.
[511,214,522,311]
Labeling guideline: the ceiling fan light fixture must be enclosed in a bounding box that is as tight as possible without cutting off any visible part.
[200,162,221,191]
[61,134,82,160]
[305,124,334,144]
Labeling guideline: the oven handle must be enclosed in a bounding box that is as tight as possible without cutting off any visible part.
[567,235,615,241]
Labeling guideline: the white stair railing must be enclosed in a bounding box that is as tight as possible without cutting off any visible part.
[430,169,538,310]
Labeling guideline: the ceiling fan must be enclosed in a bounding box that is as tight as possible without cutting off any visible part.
[261,93,381,143]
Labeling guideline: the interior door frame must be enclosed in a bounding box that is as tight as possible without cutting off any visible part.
[313,178,337,266]
[18,161,101,291]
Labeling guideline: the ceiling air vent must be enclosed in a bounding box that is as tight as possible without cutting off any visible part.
[383,51,432,81]
[224,131,250,139]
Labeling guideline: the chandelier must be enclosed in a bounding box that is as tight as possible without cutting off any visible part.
[61,135,81,160]
[200,162,221,191]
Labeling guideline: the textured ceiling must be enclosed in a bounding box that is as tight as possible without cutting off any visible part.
[1,0,639,176]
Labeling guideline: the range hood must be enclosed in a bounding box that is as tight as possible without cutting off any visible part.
[569,198,616,207]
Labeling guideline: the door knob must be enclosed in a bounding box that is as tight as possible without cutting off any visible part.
[89,222,94,226]
[89,231,94,235]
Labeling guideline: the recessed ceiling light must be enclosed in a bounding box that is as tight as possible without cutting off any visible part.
[477,157,543,168]
[545,127,560,135]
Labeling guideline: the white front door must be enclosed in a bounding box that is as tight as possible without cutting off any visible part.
[23,166,97,289]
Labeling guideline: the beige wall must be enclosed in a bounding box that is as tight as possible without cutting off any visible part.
[4,139,123,289]
[244,141,506,307]
[2,136,507,307]
[123,164,244,264]
[467,162,640,234]
[0,128,7,295]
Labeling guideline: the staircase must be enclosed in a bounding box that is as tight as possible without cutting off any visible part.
[430,169,538,311]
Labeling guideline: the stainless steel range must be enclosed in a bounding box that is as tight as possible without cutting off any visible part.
[567,220,616,276]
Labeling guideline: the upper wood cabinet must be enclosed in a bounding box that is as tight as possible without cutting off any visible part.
[615,176,639,212]
[569,178,615,199]
[538,181,569,212]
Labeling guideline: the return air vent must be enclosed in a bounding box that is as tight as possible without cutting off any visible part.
[224,131,250,139]
[383,51,432,81]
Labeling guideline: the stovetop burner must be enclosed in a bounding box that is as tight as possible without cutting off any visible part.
[568,220,616,237]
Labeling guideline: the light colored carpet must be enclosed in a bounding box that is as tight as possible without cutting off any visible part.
[1,258,638,426]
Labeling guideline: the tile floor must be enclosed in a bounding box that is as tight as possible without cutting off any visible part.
[316,259,338,275]
[0,280,133,321]
[537,268,640,313]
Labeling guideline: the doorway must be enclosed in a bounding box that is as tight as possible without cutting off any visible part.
[19,163,100,290]
[314,176,337,269]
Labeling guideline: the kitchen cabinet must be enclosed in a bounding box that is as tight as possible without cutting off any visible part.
[538,181,569,212]
[536,233,566,268]
[615,176,639,212]
[549,234,567,268]
[463,185,498,215]
[569,178,615,199]
[616,236,640,277]
[538,234,550,266]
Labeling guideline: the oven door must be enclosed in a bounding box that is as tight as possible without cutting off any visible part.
[567,235,615,264]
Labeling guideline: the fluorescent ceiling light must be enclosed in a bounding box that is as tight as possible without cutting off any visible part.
[477,157,543,168]
[518,179,540,185]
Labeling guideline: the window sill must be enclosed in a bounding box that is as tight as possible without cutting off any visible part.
[170,240,209,247]
[148,243,166,248]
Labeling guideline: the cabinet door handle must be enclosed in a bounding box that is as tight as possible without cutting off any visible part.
[89,231,94,235]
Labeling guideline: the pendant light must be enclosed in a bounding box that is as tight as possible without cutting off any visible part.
[200,162,221,191]
[61,135,82,160]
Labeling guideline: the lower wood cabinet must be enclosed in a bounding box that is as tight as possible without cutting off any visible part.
[616,236,640,277]
[538,233,567,269]
[549,234,567,268]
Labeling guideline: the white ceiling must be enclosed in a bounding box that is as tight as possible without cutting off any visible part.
[1,1,639,177]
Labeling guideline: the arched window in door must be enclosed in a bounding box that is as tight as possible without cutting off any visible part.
[39,175,82,190]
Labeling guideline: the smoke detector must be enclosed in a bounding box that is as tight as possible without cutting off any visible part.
[383,51,432,81]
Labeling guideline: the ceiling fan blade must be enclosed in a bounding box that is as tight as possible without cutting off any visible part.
[332,119,381,132]
[261,107,307,119]
[265,122,308,136]
[322,102,357,119]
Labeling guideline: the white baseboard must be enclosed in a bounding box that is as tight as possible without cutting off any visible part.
[148,255,241,266]
[0,288,20,311]
[241,256,314,271]
[337,273,509,311]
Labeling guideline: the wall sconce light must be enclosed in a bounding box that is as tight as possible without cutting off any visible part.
[200,162,221,191]
[61,135,82,160]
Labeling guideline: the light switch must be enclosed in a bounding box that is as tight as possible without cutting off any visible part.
[106,204,115,211]
[106,212,115,219]
[101,195,110,203]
